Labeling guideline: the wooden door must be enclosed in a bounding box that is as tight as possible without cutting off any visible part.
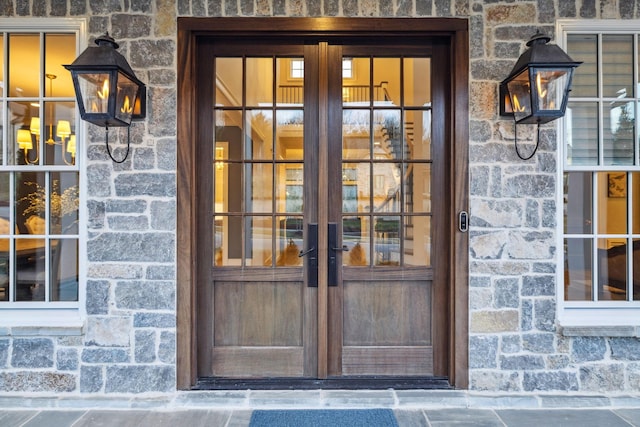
[196,34,452,384]
[325,44,449,378]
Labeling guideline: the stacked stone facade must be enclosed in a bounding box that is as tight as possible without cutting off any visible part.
[1,0,640,395]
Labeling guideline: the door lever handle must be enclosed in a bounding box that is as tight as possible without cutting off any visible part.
[331,245,349,252]
[299,247,316,257]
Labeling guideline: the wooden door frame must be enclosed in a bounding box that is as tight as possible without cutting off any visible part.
[176,17,469,390]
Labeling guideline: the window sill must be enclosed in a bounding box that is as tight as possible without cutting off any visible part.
[0,309,83,336]
[561,325,640,337]
[559,307,640,337]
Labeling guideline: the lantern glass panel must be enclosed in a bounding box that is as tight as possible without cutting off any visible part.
[506,69,532,122]
[114,72,139,125]
[76,72,111,115]
[532,67,570,113]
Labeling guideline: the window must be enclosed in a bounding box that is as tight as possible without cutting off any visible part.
[290,58,353,79]
[0,20,84,325]
[290,59,304,79]
[559,20,640,327]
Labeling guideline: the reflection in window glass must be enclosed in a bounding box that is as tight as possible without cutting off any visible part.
[404,58,430,106]
[277,164,303,213]
[9,101,39,166]
[275,216,301,267]
[247,163,273,213]
[567,34,597,98]
[564,238,593,301]
[9,34,39,98]
[343,109,370,159]
[50,172,79,235]
[275,109,303,160]
[0,238,7,301]
[14,238,45,301]
[246,57,273,106]
[604,101,634,166]
[44,101,76,166]
[246,216,273,267]
[404,110,431,160]
[50,238,78,301]
[598,238,627,301]
[374,216,400,266]
[407,163,431,213]
[598,172,627,234]
[566,102,599,166]
[290,58,304,79]
[634,239,640,300]
[374,58,399,104]
[45,34,77,98]
[404,215,430,267]
[246,110,273,161]
[603,35,633,98]
[564,172,593,234]
[343,58,370,104]
[343,216,369,266]
[215,57,242,107]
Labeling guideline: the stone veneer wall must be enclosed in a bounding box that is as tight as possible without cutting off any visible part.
[1,0,640,394]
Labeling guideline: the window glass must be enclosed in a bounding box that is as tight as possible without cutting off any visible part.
[567,34,597,98]
[602,35,634,98]
[564,30,640,304]
[1,29,80,305]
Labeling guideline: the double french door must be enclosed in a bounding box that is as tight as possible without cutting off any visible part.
[193,31,455,385]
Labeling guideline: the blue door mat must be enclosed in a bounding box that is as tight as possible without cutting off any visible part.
[249,409,399,427]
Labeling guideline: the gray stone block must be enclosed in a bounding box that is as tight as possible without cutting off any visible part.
[80,365,103,393]
[580,364,625,392]
[105,365,175,393]
[500,354,545,370]
[86,280,110,315]
[571,337,607,362]
[134,330,156,363]
[134,313,176,328]
[115,281,175,310]
[0,371,75,392]
[11,338,54,368]
[56,348,79,371]
[611,338,640,361]
[523,333,555,354]
[114,173,176,198]
[88,233,175,262]
[81,348,129,364]
[469,335,498,368]
[158,331,176,364]
[0,339,8,368]
[523,371,579,392]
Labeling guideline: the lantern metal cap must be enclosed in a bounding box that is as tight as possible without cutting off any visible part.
[64,32,142,87]
[501,30,582,86]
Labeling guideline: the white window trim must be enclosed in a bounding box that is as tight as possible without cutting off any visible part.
[556,19,640,332]
[0,18,87,332]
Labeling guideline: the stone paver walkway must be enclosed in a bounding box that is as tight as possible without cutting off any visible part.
[1,390,639,426]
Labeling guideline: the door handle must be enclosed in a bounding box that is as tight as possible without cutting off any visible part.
[301,223,318,287]
[328,223,341,287]
[298,247,316,257]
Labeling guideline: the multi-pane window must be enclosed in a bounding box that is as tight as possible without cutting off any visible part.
[562,28,640,305]
[0,27,80,305]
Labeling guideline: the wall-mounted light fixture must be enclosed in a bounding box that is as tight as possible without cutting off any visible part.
[64,33,146,163]
[500,31,581,160]
[17,128,37,164]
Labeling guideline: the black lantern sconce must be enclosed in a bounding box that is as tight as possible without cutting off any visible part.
[500,31,581,160]
[64,33,146,163]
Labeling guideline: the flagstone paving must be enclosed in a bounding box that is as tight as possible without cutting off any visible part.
[1,391,640,426]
